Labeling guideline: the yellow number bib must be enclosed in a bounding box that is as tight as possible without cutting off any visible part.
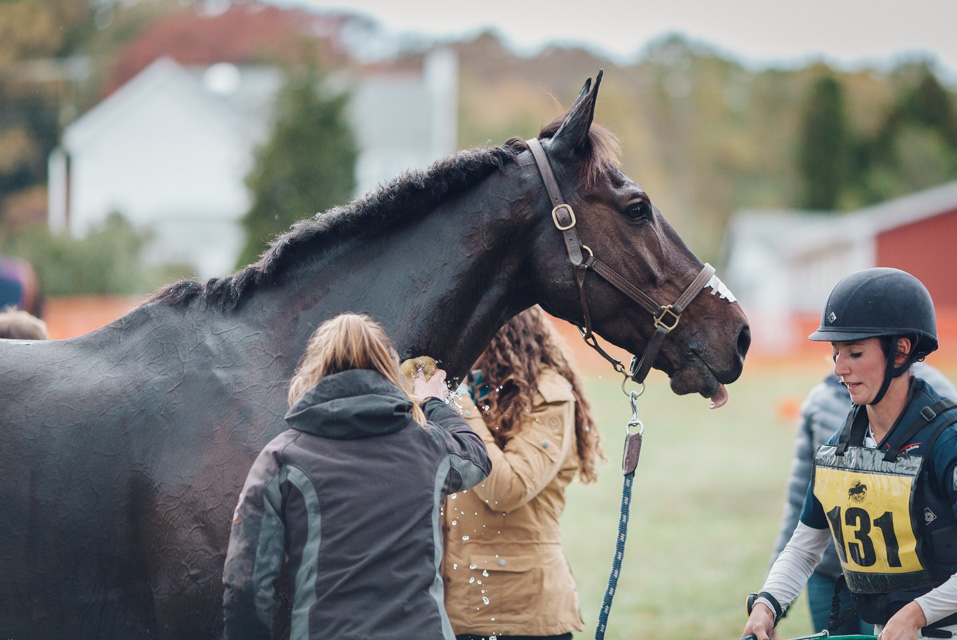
[814,445,933,593]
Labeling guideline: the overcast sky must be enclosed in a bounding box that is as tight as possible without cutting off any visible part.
[287,0,957,79]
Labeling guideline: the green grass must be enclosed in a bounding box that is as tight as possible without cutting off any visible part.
[560,361,957,640]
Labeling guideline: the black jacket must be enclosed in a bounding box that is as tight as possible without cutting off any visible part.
[222,369,491,640]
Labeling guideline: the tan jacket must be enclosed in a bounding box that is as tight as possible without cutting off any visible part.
[442,368,583,636]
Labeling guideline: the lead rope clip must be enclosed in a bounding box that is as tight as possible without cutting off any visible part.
[622,390,643,476]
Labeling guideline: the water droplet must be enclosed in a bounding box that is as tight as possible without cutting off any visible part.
[482,569,489,577]
[450,494,457,500]
[461,536,470,541]
[482,596,490,605]
[469,577,475,584]
[469,563,477,570]
[452,563,458,570]
[451,520,457,525]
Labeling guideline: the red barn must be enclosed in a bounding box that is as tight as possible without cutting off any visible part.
[724,181,957,363]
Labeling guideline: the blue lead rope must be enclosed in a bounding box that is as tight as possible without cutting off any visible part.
[595,472,635,639]
[595,390,644,640]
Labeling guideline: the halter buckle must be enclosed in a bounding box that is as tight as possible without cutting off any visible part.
[653,305,680,332]
[552,204,576,230]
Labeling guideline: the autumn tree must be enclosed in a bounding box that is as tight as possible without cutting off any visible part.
[237,63,358,266]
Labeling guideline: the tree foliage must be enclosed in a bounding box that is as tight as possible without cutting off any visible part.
[2,213,191,295]
[237,63,358,267]
[794,63,957,212]
[798,73,851,210]
[0,0,94,224]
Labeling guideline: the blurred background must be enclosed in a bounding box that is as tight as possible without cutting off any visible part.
[2,1,957,637]
[0,0,957,357]
[2,0,957,357]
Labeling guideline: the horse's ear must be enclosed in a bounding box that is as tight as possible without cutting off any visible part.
[550,69,603,161]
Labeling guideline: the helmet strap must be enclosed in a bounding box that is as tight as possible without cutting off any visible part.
[868,335,916,406]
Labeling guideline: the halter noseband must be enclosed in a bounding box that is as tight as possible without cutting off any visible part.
[527,138,716,384]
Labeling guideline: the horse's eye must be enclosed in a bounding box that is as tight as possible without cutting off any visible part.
[625,201,652,220]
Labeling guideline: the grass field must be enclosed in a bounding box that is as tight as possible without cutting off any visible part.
[559,359,957,640]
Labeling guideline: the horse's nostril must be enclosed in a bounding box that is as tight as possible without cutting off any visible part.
[737,324,752,359]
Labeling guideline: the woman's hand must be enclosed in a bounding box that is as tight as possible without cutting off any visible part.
[741,602,776,640]
[879,601,925,640]
[413,367,448,400]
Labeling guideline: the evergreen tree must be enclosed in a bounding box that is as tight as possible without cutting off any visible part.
[901,68,957,147]
[238,63,358,267]
[798,72,850,210]
[852,66,957,204]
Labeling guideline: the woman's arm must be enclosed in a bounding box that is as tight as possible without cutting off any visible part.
[743,522,830,640]
[424,397,491,493]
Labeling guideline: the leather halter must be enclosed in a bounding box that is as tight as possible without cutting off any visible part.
[527,138,716,383]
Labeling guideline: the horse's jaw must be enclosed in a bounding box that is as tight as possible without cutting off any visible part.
[661,330,748,407]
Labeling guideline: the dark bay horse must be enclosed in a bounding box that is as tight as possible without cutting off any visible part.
[0,72,749,639]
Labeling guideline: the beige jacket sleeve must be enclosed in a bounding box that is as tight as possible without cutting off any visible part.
[455,369,575,512]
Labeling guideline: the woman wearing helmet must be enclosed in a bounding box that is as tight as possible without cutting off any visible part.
[742,268,957,640]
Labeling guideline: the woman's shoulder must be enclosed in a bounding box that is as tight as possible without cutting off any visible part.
[535,368,575,405]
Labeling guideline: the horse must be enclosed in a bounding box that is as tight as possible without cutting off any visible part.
[0,72,749,639]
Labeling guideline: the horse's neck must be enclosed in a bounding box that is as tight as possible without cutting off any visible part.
[276,170,538,377]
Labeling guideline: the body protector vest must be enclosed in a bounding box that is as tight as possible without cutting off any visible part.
[812,381,957,625]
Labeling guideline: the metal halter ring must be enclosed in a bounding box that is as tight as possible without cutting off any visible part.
[653,305,681,332]
[621,377,646,399]
[551,204,576,230]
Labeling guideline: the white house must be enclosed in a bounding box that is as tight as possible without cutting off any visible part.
[48,50,458,280]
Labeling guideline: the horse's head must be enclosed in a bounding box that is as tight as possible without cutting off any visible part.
[525,71,750,404]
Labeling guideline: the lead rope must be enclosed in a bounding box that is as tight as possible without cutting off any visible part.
[595,387,645,640]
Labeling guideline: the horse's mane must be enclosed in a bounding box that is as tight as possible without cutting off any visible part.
[148,117,619,311]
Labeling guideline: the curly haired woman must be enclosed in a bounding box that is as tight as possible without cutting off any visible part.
[443,305,603,640]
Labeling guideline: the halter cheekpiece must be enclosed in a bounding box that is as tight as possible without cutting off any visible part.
[526,137,716,384]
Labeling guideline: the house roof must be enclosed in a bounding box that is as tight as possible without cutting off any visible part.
[851,180,957,234]
[725,179,957,262]
[63,57,256,152]
[103,3,351,96]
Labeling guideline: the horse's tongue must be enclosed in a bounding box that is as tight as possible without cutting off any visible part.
[709,383,729,410]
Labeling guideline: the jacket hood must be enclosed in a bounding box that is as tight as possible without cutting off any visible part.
[284,369,415,440]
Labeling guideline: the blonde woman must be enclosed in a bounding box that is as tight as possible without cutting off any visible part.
[223,313,490,640]
[444,306,602,640]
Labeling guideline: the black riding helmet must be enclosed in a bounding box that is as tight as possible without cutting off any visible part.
[809,267,938,405]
